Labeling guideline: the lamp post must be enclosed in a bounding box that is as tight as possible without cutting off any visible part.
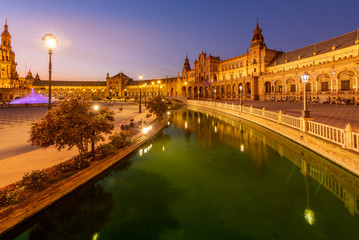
[198,90,200,101]
[239,85,243,106]
[144,83,147,106]
[42,34,58,110]
[158,80,161,96]
[152,82,154,97]
[91,104,99,155]
[301,72,311,118]
[214,89,216,105]
[139,74,143,113]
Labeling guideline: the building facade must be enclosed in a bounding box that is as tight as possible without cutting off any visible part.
[1,20,359,104]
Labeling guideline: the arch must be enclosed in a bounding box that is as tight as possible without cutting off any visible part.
[213,74,217,82]
[226,85,231,96]
[170,87,174,96]
[317,74,330,91]
[232,84,236,97]
[274,80,283,93]
[338,70,354,91]
[245,82,251,94]
[238,83,243,95]
[188,86,193,99]
[182,86,187,97]
[286,78,296,93]
[264,81,271,94]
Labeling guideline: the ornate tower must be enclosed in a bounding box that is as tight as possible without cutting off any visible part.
[250,19,265,48]
[0,19,17,87]
[182,55,191,82]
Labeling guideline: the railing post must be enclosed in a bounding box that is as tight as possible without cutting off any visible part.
[232,103,234,109]
[225,102,227,108]
[344,123,354,149]
[278,110,282,124]
[262,107,265,118]
[250,105,253,114]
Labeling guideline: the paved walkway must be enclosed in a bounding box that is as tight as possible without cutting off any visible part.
[0,102,151,188]
[222,100,359,131]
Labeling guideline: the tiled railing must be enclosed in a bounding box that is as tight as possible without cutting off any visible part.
[187,100,358,152]
[282,115,301,130]
[352,132,359,152]
[308,121,345,146]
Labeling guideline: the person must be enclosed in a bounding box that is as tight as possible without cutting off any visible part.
[119,106,123,112]
[121,121,126,130]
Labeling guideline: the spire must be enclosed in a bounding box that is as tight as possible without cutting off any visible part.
[250,19,265,48]
[1,18,11,39]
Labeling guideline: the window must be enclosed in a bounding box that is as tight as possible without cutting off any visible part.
[222,67,224,71]
[240,62,243,67]
[321,82,328,91]
[236,63,239,68]
[253,68,256,72]
[341,80,350,91]
[291,84,296,92]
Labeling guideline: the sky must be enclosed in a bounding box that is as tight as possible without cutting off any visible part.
[1,0,359,81]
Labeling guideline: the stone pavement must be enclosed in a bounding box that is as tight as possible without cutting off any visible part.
[0,102,152,188]
[223,100,359,131]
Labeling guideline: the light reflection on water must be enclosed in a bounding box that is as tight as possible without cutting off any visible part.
[8,106,359,240]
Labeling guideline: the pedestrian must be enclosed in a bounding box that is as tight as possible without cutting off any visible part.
[121,121,126,130]
[119,106,123,112]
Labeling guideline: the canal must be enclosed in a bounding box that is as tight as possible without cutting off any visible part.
[7,106,359,240]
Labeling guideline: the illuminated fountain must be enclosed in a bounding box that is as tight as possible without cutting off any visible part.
[10,89,51,104]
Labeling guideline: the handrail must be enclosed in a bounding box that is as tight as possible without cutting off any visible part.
[186,100,358,151]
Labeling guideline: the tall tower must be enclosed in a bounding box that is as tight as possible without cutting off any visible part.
[250,19,265,48]
[0,19,17,87]
[182,55,191,82]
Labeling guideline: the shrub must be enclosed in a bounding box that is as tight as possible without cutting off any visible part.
[72,157,90,169]
[96,143,117,158]
[146,113,152,118]
[109,132,132,149]
[56,162,73,173]
[21,170,49,190]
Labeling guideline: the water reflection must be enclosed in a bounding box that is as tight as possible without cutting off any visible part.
[26,184,113,240]
[172,106,359,217]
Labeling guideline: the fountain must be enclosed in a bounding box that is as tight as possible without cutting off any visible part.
[9,89,52,105]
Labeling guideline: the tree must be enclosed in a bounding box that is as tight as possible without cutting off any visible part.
[146,96,167,119]
[29,99,114,156]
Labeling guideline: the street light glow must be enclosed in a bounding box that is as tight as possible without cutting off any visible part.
[42,34,58,50]
[93,105,99,111]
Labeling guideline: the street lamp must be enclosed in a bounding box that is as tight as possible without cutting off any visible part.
[139,74,143,113]
[42,33,58,110]
[158,80,161,96]
[214,89,216,105]
[239,85,243,106]
[301,72,311,118]
[144,83,147,106]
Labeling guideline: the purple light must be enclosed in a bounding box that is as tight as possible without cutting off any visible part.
[10,89,52,104]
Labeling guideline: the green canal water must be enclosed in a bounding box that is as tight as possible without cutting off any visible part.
[8,106,359,240]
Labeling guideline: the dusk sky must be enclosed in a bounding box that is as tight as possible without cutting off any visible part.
[1,0,359,81]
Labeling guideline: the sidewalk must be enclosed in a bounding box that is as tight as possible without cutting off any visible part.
[0,103,152,188]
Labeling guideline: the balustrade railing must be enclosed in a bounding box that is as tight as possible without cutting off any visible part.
[263,111,279,121]
[186,100,358,152]
[282,115,301,130]
[353,132,359,152]
[308,121,345,146]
